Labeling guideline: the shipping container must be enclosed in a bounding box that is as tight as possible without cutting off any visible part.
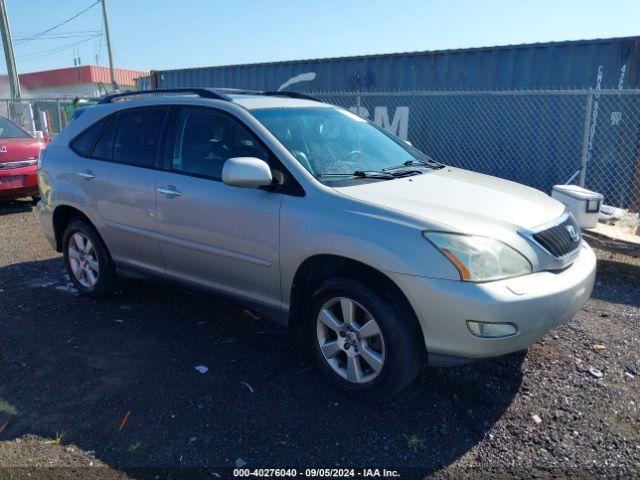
[137,37,640,210]
[144,36,640,92]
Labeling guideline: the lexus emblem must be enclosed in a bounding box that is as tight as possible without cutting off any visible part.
[0,146,6,153]
[566,225,580,242]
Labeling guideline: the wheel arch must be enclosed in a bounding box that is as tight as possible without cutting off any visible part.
[288,254,424,342]
[52,204,98,252]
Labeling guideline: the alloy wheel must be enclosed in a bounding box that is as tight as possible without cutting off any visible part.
[316,297,386,384]
[68,232,99,288]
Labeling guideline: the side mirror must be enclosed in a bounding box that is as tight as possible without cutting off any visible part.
[222,157,273,188]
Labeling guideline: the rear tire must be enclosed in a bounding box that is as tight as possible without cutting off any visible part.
[62,219,118,298]
[306,277,424,402]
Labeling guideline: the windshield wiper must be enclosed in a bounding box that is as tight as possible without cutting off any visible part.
[315,170,394,180]
[353,170,395,179]
[383,159,444,171]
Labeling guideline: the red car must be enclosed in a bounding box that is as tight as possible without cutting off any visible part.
[0,116,47,201]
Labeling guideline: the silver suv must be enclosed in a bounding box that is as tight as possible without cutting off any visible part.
[38,88,596,401]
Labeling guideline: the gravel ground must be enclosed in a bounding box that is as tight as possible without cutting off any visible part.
[0,199,638,479]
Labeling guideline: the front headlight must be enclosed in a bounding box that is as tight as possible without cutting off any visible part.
[423,232,532,282]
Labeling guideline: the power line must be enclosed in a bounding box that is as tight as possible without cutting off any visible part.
[15,1,100,45]
[19,33,102,61]
[15,31,100,40]
[15,32,101,42]
[18,33,103,63]
[15,29,101,36]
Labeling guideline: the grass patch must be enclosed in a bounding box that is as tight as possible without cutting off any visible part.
[127,441,141,453]
[404,434,425,452]
[44,431,66,445]
[0,399,18,416]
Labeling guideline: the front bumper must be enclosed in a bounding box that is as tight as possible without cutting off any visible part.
[388,242,596,360]
[0,164,38,198]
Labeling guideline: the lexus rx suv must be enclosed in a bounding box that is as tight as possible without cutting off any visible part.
[38,88,596,401]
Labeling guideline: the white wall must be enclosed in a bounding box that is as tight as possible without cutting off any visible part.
[23,83,125,99]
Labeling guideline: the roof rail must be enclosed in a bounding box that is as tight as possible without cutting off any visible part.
[97,88,232,104]
[262,91,321,102]
[214,88,260,95]
[214,89,321,102]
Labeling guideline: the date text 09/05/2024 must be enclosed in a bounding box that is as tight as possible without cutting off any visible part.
[232,468,401,477]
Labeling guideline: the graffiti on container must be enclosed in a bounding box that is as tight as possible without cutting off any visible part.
[610,64,627,125]
[278,72,317,91]
[617,64,627,94]
[611,111,622,126]
[348,105,410,140]
[585,65,604,166]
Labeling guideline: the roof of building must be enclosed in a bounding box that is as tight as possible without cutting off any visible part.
[13,66,148,90]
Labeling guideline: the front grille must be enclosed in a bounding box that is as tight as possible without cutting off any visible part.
[533,215,581,258]
[0,160,38,170]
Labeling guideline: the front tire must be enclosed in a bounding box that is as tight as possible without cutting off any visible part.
[306,277,424,402]
[62,219,118,298]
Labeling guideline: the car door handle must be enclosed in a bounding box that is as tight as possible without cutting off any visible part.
[157,186,183,197]
[77,170,95,180]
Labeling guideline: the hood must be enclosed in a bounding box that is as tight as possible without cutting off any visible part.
[0,137,46,163]
[332,167,565,233]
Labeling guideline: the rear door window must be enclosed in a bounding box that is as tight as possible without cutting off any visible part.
[113,108,167,168]
[89,107,168,167]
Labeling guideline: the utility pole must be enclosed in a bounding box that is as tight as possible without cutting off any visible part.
[101,0,118,91]
[0,0,21,100]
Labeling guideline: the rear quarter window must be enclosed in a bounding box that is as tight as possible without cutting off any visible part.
[90,116,118,160]
[70,117,108,156]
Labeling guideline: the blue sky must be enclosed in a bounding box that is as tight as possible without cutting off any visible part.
[4,0,640,74]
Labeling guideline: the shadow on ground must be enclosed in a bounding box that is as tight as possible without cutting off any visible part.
[0,198,35,216]
[591,257,640,308]
[0,257,525,476]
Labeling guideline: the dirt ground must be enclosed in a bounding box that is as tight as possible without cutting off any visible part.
[0,199,638,479]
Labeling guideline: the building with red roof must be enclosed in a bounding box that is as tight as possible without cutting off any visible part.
[0,65,148,98]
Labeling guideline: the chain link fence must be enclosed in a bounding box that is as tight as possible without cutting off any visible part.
[0,98,78,138]
[1,90,638,212]
[311,89,640,212]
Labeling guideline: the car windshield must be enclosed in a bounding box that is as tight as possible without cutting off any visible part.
[0,117,31,139]
[252,107,437,177]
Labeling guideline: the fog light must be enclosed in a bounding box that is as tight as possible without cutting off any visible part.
[466,320,517,338]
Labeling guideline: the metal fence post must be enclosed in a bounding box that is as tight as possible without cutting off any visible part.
[578,89,594,187]
[56,98,62,134]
